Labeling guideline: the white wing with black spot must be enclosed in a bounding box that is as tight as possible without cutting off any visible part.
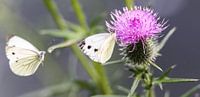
[5,36,45,76]
[79,33,115,64]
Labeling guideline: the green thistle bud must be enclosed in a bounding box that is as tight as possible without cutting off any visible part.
[121,38,158,66]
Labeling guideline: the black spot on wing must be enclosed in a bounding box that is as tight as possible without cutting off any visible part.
[87,45,91,49]
[79,41,85,50]
[94,49,98,52]
[12,52,15,55]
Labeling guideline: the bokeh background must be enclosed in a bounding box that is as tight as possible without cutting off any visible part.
[0,0,200,97]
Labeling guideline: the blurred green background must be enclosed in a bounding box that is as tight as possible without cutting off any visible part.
[0,0,199,97]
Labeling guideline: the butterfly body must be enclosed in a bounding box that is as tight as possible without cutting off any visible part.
[5,36,45,76]
[79,33,116,64]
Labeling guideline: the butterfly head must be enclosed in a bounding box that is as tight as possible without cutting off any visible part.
[39,51,46,61]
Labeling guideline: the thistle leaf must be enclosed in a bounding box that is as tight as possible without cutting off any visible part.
[155,77,199,84]
[117,85,129,94]
[48,39,80,53]
[158,83,163,90]
[181,84,200,97]
[40,29,73,38]
[156,27,176,52]
[127,75,141,97]
[18,81,77,97]
[158,65,176,80]
[91,95,126,97]
[65,21,83,32]
[164,91,170,97]
[104,60,124,65]
[40,29,85,39]
[149,61,163,72]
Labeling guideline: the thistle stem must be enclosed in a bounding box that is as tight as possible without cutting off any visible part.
[145,68,155,97]
[125,0,134,9]
[146,87,155,97]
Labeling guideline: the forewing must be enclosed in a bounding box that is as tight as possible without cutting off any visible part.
[6,46,39,62]
[7,36,39,52]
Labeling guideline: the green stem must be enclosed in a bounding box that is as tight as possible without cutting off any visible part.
[144,69,155,97]
[43,0,113,94]
[43,0,98,81]
[70,0,113,94]
[43,0,67,30]
[127,75,141,97]
[146,87,155,97]
[70,0,88,32]
[125,0,134,9]
[71,45,99,83]
[93,62,113,94]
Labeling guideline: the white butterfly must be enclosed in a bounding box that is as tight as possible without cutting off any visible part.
[5,36,46,76]
[79,33,116,64]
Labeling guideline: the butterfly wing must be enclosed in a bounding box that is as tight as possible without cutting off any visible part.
[98,33,115,63]
[6,46,42,76]
[9,55,41,76]
[79,33,115,63]
[5,36,44,76]
[7,36,39,52]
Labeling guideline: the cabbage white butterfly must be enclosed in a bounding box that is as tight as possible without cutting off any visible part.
[79,33,116,64]
[5,36,46,76]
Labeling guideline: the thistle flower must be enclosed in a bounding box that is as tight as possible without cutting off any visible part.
[106,6,166,46]
[106,6,167,66]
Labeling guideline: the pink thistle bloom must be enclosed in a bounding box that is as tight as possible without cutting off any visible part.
[106,6,167,46]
